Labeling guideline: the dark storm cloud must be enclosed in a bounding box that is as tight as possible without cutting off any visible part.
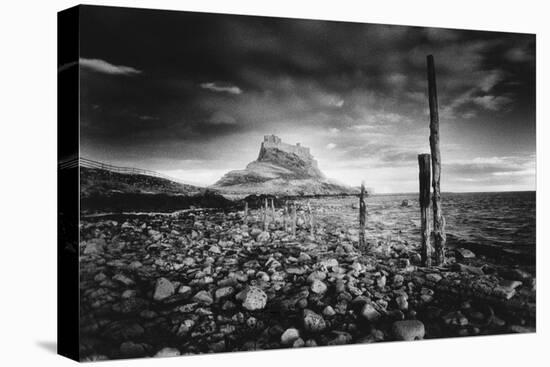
[78,5,535,191]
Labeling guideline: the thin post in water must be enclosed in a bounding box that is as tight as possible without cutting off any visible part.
[291,202,297,237]
[418,154,432,266]
[244,201,248,226]
[427,55,446,265]
[359,181,367,249]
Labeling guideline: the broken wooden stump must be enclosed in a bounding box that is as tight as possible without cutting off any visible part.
[418,154,432,267]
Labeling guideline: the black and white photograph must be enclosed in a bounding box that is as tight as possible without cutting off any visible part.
[55,4,540,361]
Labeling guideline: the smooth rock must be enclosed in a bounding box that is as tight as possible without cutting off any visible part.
[215,286,235,300]
[392,320,425,341]
[360,303,381,322]
[281,328,300,345]
[153,278,175,301]
[193,290,214,305]
[310,279,328,294]
[456,248,476,259]
[154,347,181,358]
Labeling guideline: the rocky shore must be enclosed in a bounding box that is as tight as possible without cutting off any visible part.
[79,200,536,361]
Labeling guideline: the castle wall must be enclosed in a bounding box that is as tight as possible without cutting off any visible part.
[262,135,312,160]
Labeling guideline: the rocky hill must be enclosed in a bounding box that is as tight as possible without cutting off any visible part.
[212,135,357,196]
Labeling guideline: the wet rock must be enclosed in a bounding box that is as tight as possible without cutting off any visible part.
[193,290,214,305]
[303,309,326,332]
[376,275,387,289]
[176,320,195,336]
[392,320,425,341]
[442,311,469,326]
[401,200,410,207]
[396,295,408,311]
[392,274,405,287]
[119,341,150,357]
[154,347,181,358]
[319,258,339,269]
[209,245,221,254]
[310,280,328,294]
[257,231,270,242]
[509,325,535,333]
[238,286,267,310]
[456,248,476,259]
[153,277,175,301]
[113,274,134,286]
[323,305,336,317]
[328,331,353,345]
[305,339,318,347]
[426,273,442,283]
[281,328,300,345]
[307,270,327,283]
[215,286,235,300]
[121,289,137,299]
[83,239,105,254]
[178,285,192,297]
[360,303,381,322]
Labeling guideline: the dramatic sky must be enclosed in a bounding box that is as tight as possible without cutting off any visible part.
[78,5,536,193]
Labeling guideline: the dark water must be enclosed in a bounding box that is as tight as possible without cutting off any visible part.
[314,191,536,260]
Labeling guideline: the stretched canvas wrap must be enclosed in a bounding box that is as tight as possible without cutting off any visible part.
[58,5,536,362]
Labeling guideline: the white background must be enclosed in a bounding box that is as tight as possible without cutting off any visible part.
[0,0,547,365]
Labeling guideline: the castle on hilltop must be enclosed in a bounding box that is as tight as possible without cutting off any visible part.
[262,134,312,159]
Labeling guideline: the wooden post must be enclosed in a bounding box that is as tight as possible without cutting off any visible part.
[244,201,249,226]
[283,203,288,232]
[418,154,432,267]
[307,201,314,236]
[263,198,268,231]
[359,182,367,249]
[271,198,276,223]
[291,202,297,237]
[427,55,446,265]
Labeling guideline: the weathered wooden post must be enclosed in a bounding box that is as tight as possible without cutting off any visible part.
[291,202,297,237]
[427,55,446,265]
[418,154,432,266]
[244,201,248,226]
[359,182,367,249]
[307,201,314,236]
[263,198,269,230]
[283,203,288,232]
[271,198,276,223]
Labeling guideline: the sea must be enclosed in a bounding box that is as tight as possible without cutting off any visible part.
[311,191,536,263]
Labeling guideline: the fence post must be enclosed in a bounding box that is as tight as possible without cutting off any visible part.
[271,198,276,223]
[418,154,432,267]
[244,201,248,226]
[307,201,314,236]
[263,198,269,231]
[291,202,297,237]
[359,182,367,249]
[427,55,446,266]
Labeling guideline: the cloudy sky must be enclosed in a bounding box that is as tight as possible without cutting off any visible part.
[78,5,535,193]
